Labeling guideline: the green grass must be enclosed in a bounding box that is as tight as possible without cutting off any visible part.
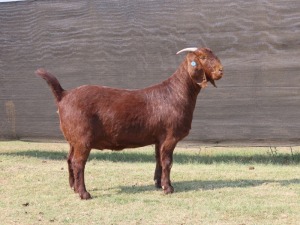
[0,141,300,225]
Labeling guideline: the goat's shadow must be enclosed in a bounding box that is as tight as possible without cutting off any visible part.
[117,178,300,194]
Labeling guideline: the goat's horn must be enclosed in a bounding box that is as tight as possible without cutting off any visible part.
[176,47,198,55]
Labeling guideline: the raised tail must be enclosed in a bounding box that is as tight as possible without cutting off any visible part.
[35,68,65,102]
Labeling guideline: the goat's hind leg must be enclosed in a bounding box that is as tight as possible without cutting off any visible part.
[72,145,92,200]
[67,145,75,190]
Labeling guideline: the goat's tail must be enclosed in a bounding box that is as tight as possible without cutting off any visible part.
[35,68,65,102]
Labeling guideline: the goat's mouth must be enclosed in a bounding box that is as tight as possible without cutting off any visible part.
[211,70,223,80]
[213,74,223,80]
[206,70,223,88]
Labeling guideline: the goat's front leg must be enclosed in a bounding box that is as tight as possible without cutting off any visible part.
[160,140,176,194]
[72,147,91,200]
[154,144,162,189]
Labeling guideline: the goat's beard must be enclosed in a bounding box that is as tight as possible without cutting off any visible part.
[209,78,217,87]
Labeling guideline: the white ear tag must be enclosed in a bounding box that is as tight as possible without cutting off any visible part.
[191,61,197,67]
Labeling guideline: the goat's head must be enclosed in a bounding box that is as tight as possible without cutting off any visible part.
[177,47,223,88]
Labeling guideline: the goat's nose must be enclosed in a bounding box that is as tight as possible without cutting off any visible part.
[219,68,223,76]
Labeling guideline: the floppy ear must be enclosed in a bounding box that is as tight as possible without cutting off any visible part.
[191,70,208,88]
[186,53,208,88]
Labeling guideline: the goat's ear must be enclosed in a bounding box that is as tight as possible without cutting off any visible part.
[186,53,201,71]
[186,53,208,88]
[190,69,208,88]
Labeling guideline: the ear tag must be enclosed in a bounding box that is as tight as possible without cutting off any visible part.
[191,61,197,67]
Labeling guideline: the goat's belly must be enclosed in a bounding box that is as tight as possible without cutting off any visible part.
[92,132,156,151]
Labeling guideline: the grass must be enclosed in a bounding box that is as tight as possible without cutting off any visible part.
[0,141,299,225]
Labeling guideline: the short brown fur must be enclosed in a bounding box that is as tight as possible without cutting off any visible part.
[36,47,223,199]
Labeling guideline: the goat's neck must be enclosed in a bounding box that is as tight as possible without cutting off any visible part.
[168,61,201,103]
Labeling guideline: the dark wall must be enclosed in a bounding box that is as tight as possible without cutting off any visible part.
[0,0,299,145]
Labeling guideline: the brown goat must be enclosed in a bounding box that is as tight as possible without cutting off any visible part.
[36,47,223,199]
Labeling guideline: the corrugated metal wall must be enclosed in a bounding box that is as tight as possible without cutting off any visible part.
[0,0,299,145]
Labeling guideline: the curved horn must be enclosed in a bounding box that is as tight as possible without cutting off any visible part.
[176,47,198,55]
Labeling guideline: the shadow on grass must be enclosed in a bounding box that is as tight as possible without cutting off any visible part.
[118,178,300,194]
[1,150,300,165]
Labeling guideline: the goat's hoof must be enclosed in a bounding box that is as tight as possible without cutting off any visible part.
[69,180,75,189]
[70,184,75,190]
[154,180,162,189]
[80,191,92,200]
[162,185,174,194]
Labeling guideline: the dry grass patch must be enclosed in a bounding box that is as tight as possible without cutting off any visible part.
[0,141,299,224]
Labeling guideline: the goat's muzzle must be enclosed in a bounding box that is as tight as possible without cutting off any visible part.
[212,67,223,80]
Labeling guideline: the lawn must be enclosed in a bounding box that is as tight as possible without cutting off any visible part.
[0,141,299,225]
